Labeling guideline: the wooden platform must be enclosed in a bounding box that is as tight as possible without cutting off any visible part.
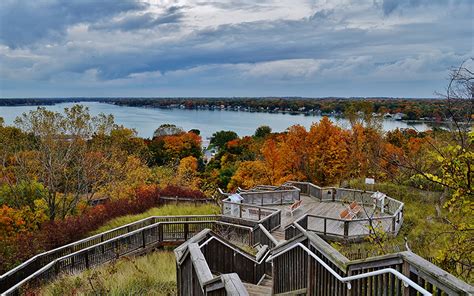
[270,195,392,239]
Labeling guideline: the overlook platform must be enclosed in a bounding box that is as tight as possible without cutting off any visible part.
[220,181,403,242]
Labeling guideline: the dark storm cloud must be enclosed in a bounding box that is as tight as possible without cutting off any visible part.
[0,0,147,48]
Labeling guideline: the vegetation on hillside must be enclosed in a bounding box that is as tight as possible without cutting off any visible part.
[40,251,177,296]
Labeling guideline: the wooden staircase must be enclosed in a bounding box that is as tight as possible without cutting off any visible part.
[243,276,272,295]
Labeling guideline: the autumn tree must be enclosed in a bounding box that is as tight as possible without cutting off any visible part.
[13,105,119,220]
[148,131,202,166]
[176,156,200,189]
[307,117,350,185]
[228,160,268,190]
[278,125,309,180]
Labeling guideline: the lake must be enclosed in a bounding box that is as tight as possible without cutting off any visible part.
[0,101,430,139]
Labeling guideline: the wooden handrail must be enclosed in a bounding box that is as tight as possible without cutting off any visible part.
[257,224,279,247]
[221,200,281,212]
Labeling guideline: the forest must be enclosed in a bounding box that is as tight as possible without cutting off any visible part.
[0,66,472,282]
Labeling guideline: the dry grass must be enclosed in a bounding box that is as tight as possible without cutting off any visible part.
[90,203,220,235]
[41,251,177,296]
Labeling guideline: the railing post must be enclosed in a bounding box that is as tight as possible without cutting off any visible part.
[258,208,261,220]
[85,252,89,269]
[392,216,396,233]
[159,224,163,242]
[184,223,189,240]
[324,219,327,235]
[239,204,242,218]
[142,230,146,248]
[344,221,349,237]
[402,260,411,295]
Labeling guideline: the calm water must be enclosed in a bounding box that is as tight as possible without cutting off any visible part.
[0,102,430,138]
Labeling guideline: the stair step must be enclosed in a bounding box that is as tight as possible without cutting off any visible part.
[243,283,272,295]
[271,230,286,242]
[260,278,273,287]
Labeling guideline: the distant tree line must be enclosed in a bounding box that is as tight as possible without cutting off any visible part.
[1,97,468,121]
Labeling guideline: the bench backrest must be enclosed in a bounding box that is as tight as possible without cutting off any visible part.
[290,200,302,211]
[349,201,359,209]
[340,209,349,219]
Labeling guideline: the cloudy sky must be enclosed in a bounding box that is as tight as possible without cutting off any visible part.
[0,0,472,98]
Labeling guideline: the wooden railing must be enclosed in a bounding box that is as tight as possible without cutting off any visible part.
[213,221,254,246]
[160,196,217,204]
[296,214,401,241]
[239,188,300,206]
[178,242,247,295]
[252,224,279,249]
[175,229,271,295]
[0,215,219,294]
[2,219,220,296]
[221,185,300,206]
[269,230,473,295]
[221,200,281,231]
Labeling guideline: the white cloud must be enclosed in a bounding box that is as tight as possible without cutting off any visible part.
[0,0,471,97]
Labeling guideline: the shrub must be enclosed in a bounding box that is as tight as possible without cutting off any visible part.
[0,185,210,274]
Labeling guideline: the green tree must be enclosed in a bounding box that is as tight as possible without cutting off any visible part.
[254,125,272,138]
[0,180,48,211]
[210,130,238,150]
[153,124,183,138]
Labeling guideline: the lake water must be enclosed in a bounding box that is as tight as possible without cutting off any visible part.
[0,101,430,138]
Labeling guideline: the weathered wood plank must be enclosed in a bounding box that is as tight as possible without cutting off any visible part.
[221,273,249,295]
[188,243,214,287]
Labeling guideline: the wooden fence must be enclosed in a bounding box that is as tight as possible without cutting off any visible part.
[160,196,217,205]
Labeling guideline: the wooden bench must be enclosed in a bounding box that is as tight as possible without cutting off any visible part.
[349,201,362,216]
[339,209,356,220]
[288,199,303,216]
[339,201,363,220]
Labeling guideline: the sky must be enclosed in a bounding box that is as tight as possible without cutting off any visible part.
[0,0,472,98]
